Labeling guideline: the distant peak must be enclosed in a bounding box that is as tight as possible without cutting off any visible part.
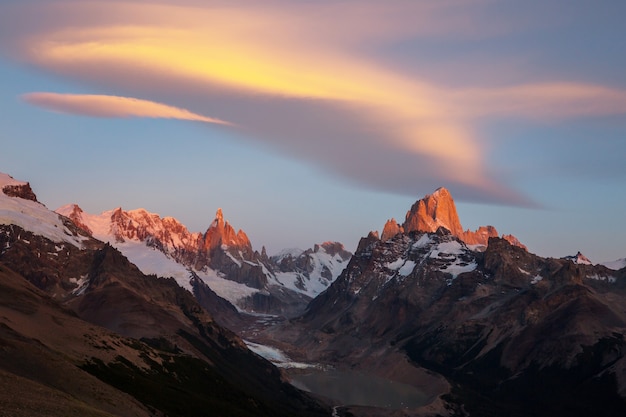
[563,251,592,265]
[215,208,224,221]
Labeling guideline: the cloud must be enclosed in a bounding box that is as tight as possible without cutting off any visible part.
[449,83,626,120]
[21,92,233,125]
[3,0,625,207]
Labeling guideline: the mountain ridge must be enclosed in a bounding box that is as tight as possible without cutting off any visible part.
[56,202,351,316]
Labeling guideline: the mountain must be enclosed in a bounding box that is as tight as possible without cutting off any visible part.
[1,173,329,417]
[286,190,626,416]
[603,258,626,271]
[270,242,352,298]
[563,251,593,265]
[57,204,351,316]
[399,186,527,249]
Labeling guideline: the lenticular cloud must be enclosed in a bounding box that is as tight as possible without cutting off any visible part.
[21,92,233,126]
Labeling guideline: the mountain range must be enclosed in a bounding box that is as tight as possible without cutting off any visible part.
[2,171,626,417]
[0,172,329,417]
[56,203,351,318]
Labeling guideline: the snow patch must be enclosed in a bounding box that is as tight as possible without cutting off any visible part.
[69,275,89,295]
[586,274,617,284]
[412,234,432,249]
[0,189,86,247]
[244,341,316,369]
[430,241,465,258]
[602,258,626,271]
[385,258,416,277]
[112,240,258,304]
[225,251,242,267]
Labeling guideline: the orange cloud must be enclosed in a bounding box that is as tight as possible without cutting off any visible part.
[20,7,489,191]
[21,92,233,125]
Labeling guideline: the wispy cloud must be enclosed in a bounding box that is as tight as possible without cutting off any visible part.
[21,92,233,125]
[2,0,625,206]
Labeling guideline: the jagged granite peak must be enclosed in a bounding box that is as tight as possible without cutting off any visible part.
[0,172,38,202]
[402,187,525,249]
[403,187,463,236]
[203,208,252,253]
[381,218,404,241]
[563,251,593,265]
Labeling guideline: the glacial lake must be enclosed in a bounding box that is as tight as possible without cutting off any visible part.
[289,369,429,409]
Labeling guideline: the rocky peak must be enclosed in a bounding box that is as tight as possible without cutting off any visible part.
[203,209,252,253]
[0,173,38,202]
[563,251,593,265]
[381,218,404,241]
[402,187,525,249]
[61,203,93,235]
[313,241,352,260]
[403,187,464,236]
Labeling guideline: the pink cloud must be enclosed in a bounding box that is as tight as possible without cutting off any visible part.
[21,92,233,126]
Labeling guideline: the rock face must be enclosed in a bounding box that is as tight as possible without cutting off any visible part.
[403,186,526,249]
[0,173,38,202]
[403,187,464,236]
[381,218,404,241]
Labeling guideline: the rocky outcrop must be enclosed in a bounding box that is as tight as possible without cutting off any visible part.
[63,204,94,235]
[403,187,464,236]
[0,173,38,202]
[381,218,404,241]
[402,186,525,249]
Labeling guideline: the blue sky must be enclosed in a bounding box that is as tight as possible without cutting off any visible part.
[1,0,625,262]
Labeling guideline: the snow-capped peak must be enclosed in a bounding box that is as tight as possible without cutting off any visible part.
[1,174,85,247]
[563,251,593,265]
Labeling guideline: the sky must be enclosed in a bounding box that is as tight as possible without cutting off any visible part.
[1,0,625,263]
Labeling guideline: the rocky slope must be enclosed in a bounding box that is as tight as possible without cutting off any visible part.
[57,204,351,316]
[289,191,626,416]
[0,173,329,417]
